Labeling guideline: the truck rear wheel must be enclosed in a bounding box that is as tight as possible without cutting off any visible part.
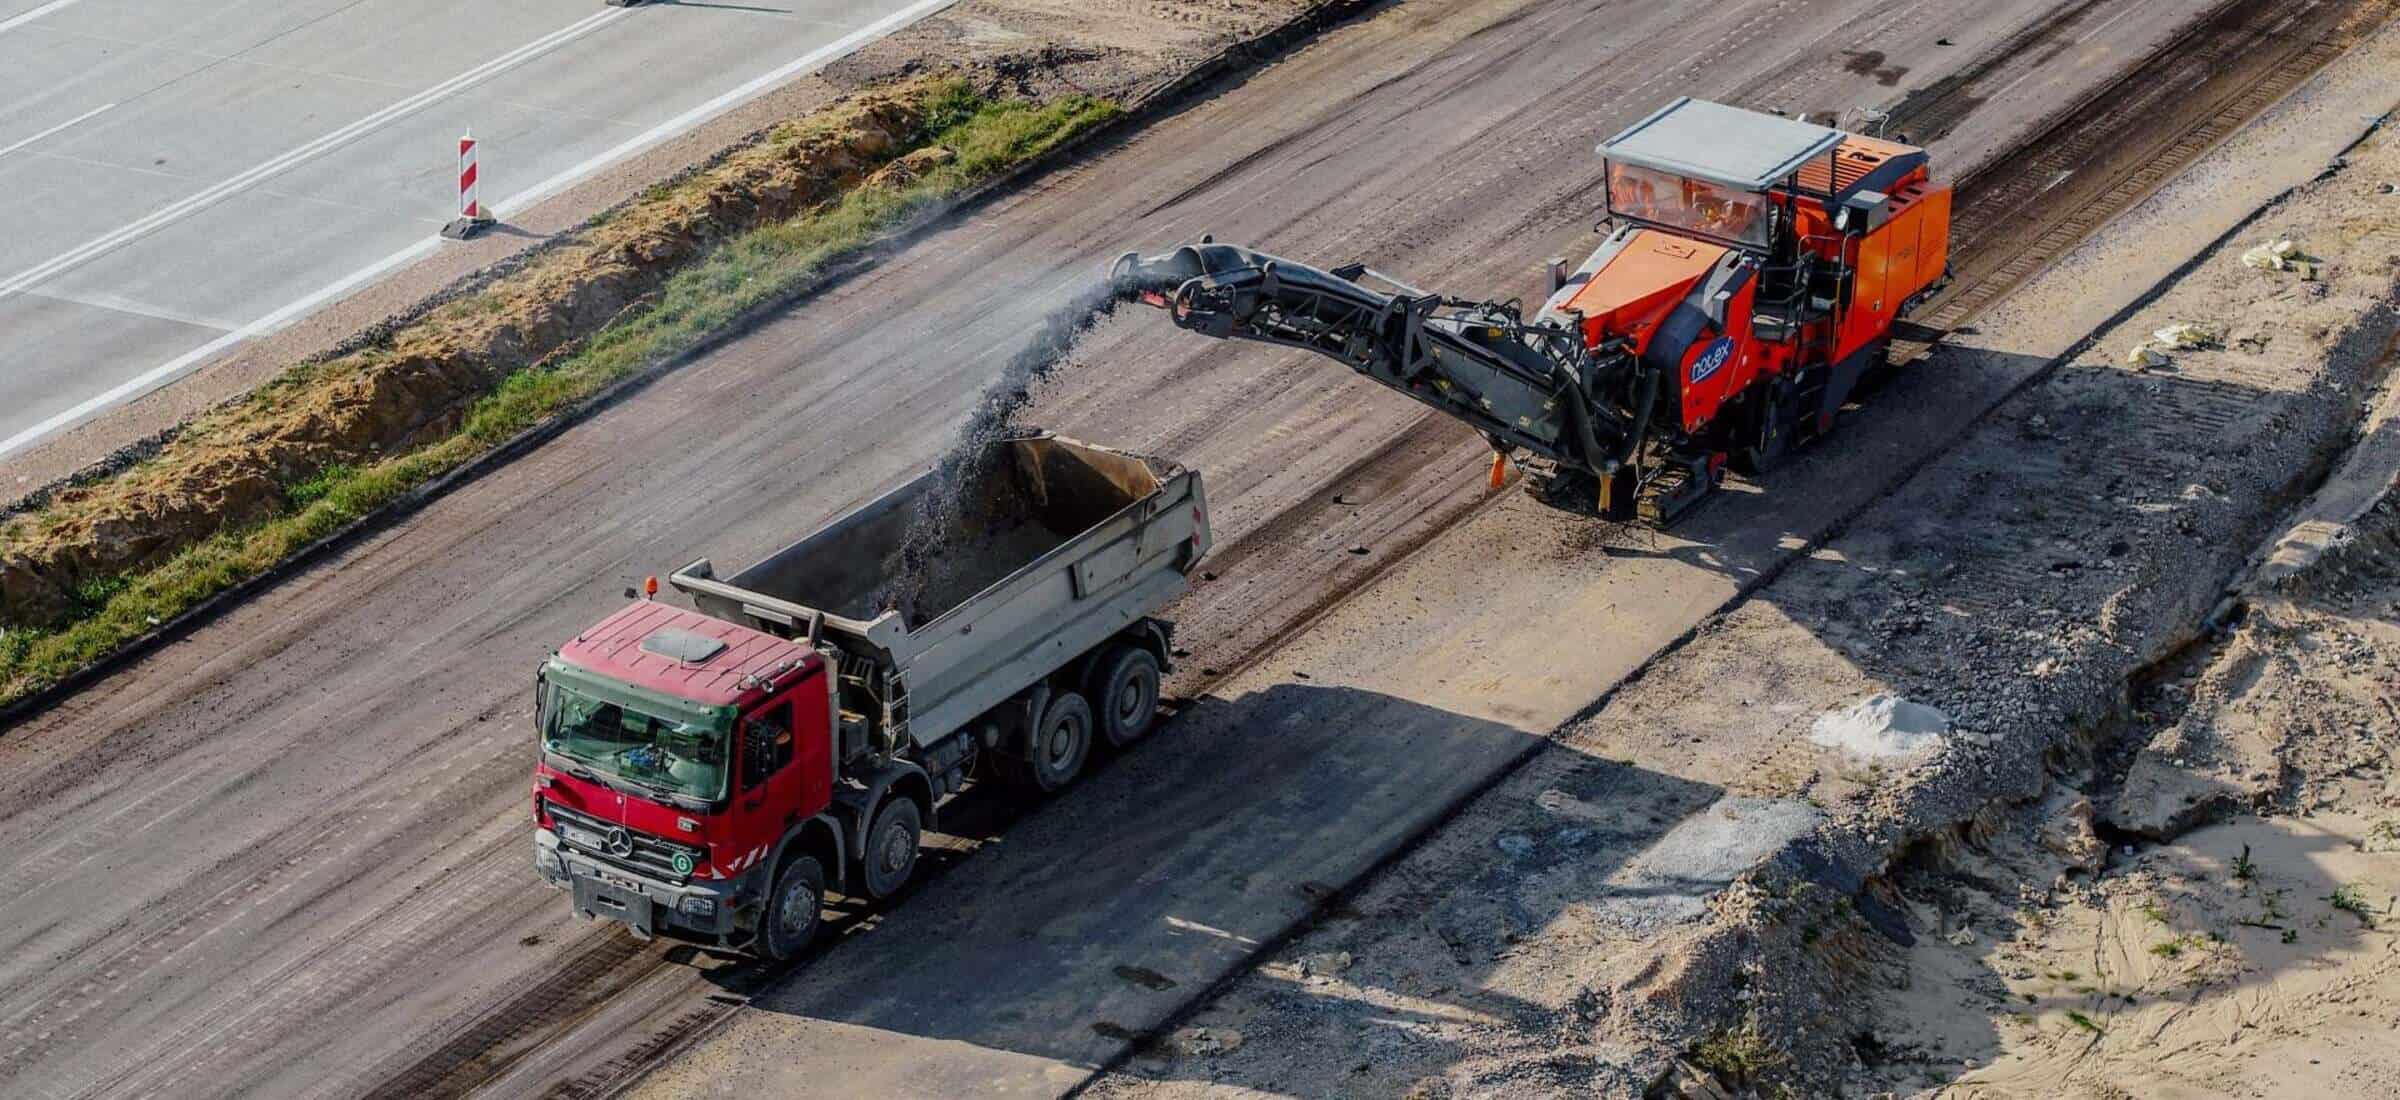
[1027,691,1094,792]
[759,854,825,963]
[1093,646,1162,747]
[860,796,922,900]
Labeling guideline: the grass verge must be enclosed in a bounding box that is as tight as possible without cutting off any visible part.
[0,83,1116,708]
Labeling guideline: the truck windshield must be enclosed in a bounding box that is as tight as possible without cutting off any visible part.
[541,680,730,802]
[1606,161,1772,250]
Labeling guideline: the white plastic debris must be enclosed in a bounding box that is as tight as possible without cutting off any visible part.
[1809,694,1953,759]
[2242,239,2318,278]
[2124,343,2172,369]
[2125,322,2220,368]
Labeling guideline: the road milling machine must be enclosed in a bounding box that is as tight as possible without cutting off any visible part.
[1112,97,1952,522]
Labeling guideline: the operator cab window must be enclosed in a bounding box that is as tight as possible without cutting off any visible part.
[1607,161,1771,251]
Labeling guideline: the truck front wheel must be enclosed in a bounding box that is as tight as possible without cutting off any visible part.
[1093,646,1162,747]
[1027,691,1094,792]
[860,796,922,900]
[759,854,825,963]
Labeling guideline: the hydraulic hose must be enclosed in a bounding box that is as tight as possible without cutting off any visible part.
[1611,366,1661,472]
[1549,360,1610,474]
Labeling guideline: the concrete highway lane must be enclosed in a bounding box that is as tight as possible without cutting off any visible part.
[0,0,2270,1096]
[0,0,954,458]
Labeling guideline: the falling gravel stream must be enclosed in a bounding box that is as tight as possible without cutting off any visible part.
[871,277,1129,619]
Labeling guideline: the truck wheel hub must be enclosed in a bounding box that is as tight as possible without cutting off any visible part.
[778,879,814,933]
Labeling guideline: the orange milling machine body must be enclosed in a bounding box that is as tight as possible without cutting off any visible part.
[1548,115,1951,451]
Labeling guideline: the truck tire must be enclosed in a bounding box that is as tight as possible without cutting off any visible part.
[859,796,922,900]
[759,854,825,963]
[1026,691,1094,792]
[1092,646,1162,747]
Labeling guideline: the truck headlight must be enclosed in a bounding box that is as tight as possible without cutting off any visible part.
[534,841,566,881]
[679,896,716,917]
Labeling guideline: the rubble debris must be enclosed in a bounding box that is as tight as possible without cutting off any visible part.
[2037,793,2105,876]
[1167,1026,1245,1057]
[1295,951,1352,984]
[1806,694,1952,758]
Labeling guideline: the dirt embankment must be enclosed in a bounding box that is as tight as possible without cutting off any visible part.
[0,85,950,630]
[1681,124,2400,1095]
[1854,384,2400,1099]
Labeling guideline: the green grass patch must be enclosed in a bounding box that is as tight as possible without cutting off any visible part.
[1688,1020,1788,1088]
[2328,883,2381,928]
[0,84,1117,707]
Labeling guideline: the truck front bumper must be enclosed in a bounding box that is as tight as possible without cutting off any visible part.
[534,829,758,946]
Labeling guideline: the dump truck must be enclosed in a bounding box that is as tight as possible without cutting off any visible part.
[531,433,1209,959]
[1113,96,1952,522]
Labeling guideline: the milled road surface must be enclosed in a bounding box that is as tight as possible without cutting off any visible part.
[0,0,2309,1096]
[0,0,951,458]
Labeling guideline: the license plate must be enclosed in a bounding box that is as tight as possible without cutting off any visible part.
[562,825,604,850]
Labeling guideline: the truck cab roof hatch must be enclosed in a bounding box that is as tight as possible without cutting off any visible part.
[640,628,729,664]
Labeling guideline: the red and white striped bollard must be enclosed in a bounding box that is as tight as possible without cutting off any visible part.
[441,128,496,240]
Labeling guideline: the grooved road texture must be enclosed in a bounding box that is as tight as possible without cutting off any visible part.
[0,0,2356,1098]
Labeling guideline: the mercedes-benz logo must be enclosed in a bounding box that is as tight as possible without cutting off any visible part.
[604,826,633,857]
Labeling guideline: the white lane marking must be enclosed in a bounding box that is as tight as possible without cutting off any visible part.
[0,8,629,300]
[0,101,114,158]
[489,0,963,217]
[0,0,89,35]
[0,0,963,460]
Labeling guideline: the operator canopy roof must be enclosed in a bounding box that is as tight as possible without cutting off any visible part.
[1598,97,1845,192]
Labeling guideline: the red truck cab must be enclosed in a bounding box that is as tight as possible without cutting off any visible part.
[532,599,846,958]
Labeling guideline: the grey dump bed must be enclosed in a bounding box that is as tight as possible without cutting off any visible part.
[670,434,1208,753]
